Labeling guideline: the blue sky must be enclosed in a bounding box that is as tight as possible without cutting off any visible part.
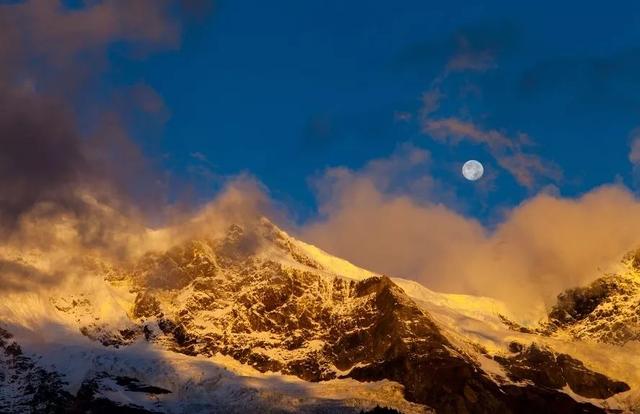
[4,0,640,300]
[106,0,640,224]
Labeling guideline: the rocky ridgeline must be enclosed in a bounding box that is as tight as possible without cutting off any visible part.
[495,342,629,399]
[90,222,626,414]
[4,220,633,412]
[0,325,164,413]
[544,250,640,345]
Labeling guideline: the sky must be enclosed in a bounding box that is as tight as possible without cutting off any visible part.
[109,0,640,223]
[4,1,640,312]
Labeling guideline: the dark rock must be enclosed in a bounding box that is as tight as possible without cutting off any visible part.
[507,341,523,353]
[556,354,630,399]
[544,271,640,344]
[72,376,159,413]
[133,292,161,318]
[498,314,533,333]
[157,318,193,346]
[132,240,217,290]
[549,277,621,324]
[5,342,22,357]
[115,376,171,394]
[92,229,621,413]
[359,406,402,414]
[499,384,606,414]
[79,325,140,348]
[496,343,630,400]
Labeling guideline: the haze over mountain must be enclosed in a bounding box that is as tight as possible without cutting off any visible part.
[4,1,640,413]
[1,188,639,413]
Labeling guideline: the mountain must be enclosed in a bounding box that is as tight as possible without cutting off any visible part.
[544,250,640,345]
[0,218,637,413]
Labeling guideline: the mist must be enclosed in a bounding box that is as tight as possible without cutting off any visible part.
[3,1,640,321]
[300,148,640,316]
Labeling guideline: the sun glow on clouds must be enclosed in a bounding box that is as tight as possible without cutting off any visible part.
[301,147,640,315]
[2,152,640,320]
[2,0,640,325]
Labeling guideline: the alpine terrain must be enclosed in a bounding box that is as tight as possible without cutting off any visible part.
[0,218,638,413]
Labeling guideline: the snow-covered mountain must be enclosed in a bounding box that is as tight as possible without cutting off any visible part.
[0,218,638,413]
[543,251,640,346]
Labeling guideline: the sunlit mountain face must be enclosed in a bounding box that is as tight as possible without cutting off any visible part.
[0,209,638,413]
[3,1,640,413]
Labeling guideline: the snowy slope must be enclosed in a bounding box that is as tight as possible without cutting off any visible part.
[544,254,640,345]
[0,218,637,413]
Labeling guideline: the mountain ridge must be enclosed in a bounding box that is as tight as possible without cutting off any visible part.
[0,218,637,413]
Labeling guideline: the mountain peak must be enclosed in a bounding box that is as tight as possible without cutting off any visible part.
[0,218,636,413]
[544,251,640,345]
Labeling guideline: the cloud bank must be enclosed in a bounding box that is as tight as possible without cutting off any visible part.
[407,21,561,191]
[2,3,638,323]
[0,1,212,290]
[301,148,640,316]
[0,0,207,237]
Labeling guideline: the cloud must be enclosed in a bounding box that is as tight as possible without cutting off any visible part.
[0,1,210,238]
[518,49,640,111]
[446,35,496,73]
[130,83,171,120]
[423,117,561,188]
[0,87,93,232]
[499,152,561,189]
[310,143,457,212]
[0,0,218,296]
[0,259,62,293]
[394,111,413,122]
[0,0,180,73]
[629,128,640,166]
[424,117,514,150]
[446,20,518,71]
[417,71,561,189]
[169,176,275,242]
[399,19,557,190]
[394,20,519,73]
[0,174,271,292]
[420,90,443,118]
[301,151,640,318]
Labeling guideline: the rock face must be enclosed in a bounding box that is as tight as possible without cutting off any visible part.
[103,222,626,413]
[496,343,630,399]
[0,220,635,413]
[0,326,159,413]
[0,327,71,413]
[546,255,640,344]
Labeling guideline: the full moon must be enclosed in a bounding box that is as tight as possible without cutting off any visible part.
[462,160,484,181]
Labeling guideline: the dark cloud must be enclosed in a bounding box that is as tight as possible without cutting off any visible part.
[178,0,216,19]
[0,87,92,231]
[0,259,60,292]
[0,0,180,68]
[393,20,520,71]
[0,1,212,239]
[129,83,171,121]
[302,114,336,148]
[518,49,640,114]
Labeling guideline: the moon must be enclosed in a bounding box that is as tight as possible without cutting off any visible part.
[462,160,484,181]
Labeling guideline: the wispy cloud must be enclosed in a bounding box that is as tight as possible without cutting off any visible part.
[0,0,212,236]
[309,143,458,214]
[190,152,210,163]
[423,117,561,188]
[629,128,640,167]
[302,149,640,316]
[446,34,497,73]
[408,23,560,190]
[394,19,518,74]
